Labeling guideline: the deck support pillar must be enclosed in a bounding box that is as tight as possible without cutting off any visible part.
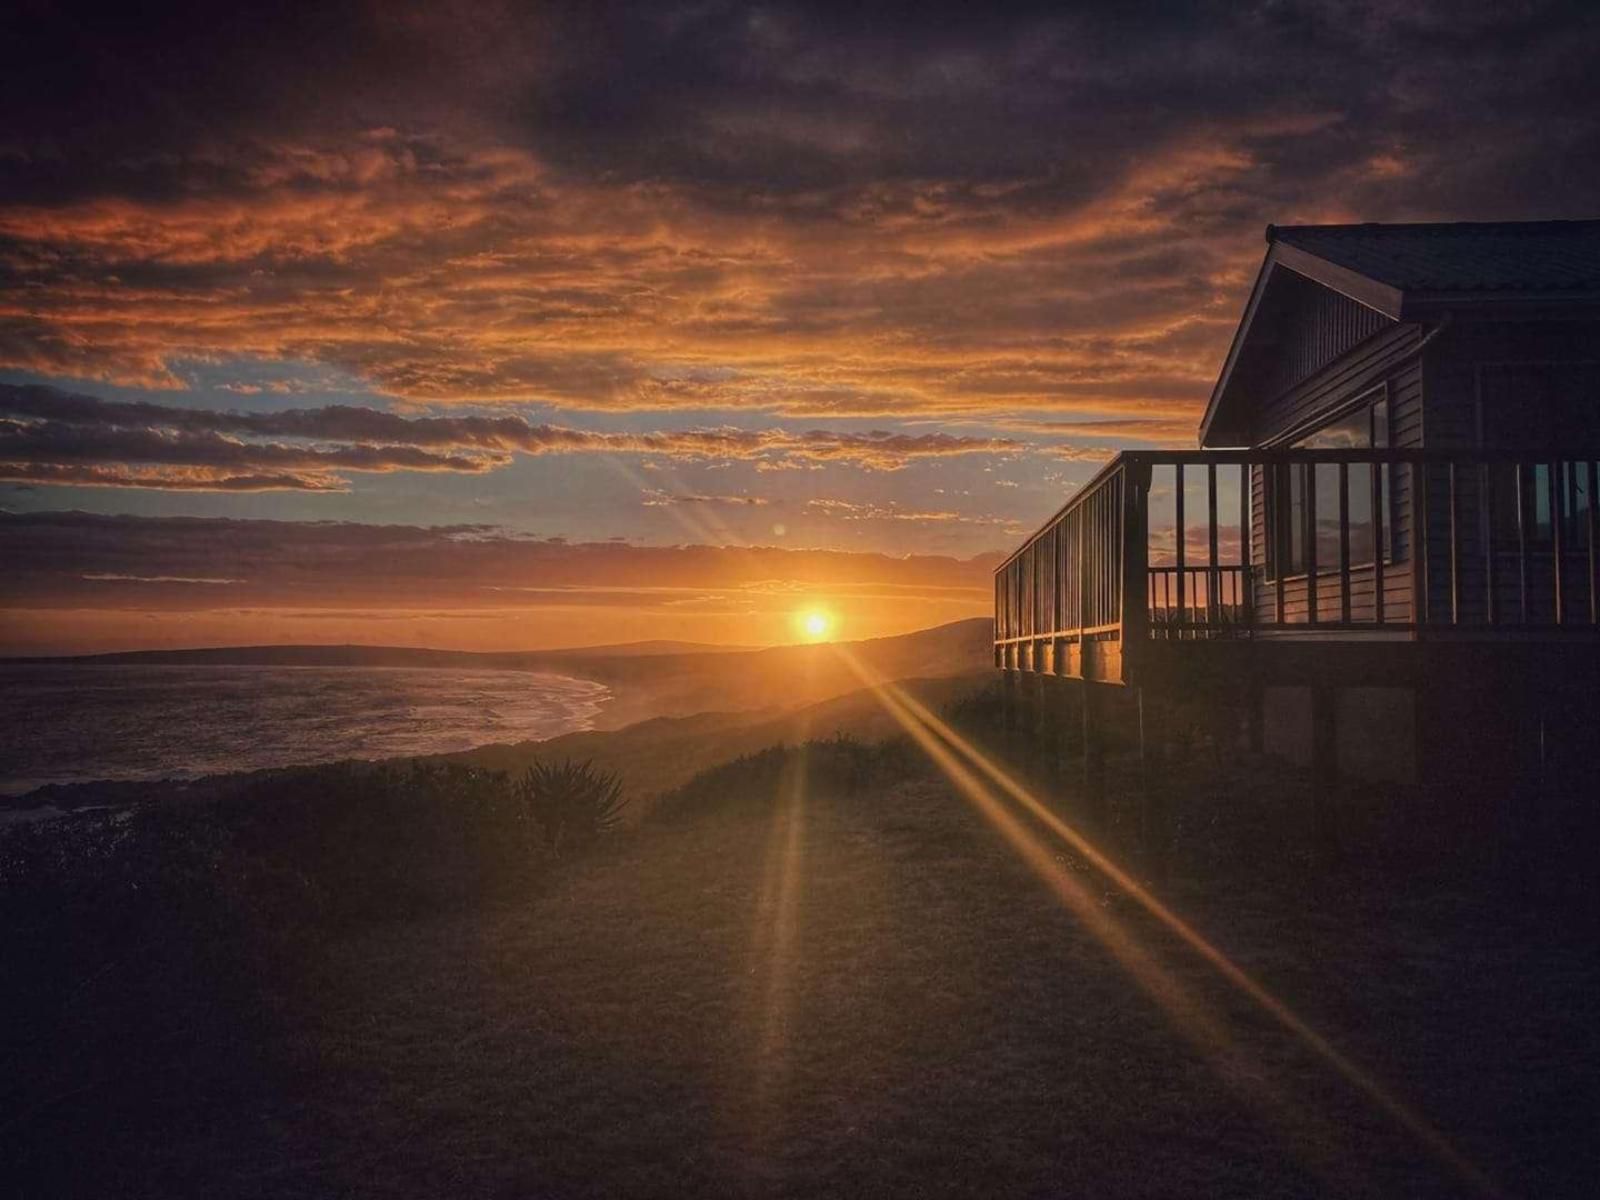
[1052,678,1074,777]
[1137,687,1170,879]
[1032,673,1050,770]
[1081,682,1107,826]
[1310,685,1338,855]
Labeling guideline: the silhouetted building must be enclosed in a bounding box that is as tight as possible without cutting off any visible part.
[995,220,1600,843]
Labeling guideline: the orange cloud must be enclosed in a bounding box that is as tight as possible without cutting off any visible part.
[0,133,1242,423]
[806,498,1023,531]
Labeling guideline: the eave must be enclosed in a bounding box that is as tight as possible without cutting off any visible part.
[1197,236,1405,449]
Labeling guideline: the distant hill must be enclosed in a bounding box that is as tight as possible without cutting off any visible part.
[2,637,751,667]
[524,617,994,728]
[5,618,996,732]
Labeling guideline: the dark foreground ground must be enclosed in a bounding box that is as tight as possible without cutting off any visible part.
[4,710,1596,1198]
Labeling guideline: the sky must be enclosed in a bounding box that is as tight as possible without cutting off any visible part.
[3,1,1598,653]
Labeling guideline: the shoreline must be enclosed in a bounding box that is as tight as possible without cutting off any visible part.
[1,619,996,815]
[0,664,631,813]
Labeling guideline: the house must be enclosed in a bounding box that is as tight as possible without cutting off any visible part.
[994,220,1600,837]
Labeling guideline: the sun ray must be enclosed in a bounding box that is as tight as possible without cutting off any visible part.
[730,705,815,1169]
[839,657,1502,1198]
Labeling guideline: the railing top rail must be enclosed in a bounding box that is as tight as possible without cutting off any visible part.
[1118,447,1600,466]
[995,453,1129,572]
[996,445,1600,575]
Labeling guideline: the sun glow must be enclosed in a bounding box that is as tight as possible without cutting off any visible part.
[797,608,835,641]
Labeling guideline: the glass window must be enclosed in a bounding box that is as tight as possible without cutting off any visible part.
[1273,393,1390,578]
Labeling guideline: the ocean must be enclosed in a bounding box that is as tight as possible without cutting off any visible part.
[0,663,609,796]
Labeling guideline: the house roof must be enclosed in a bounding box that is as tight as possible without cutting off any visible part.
[1198,219,1600,447]
[1270,219,1600,299]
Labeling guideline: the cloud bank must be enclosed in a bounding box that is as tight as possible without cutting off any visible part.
[0,384,1021,491]
[0,509,998,651]
[4,2,1594,428]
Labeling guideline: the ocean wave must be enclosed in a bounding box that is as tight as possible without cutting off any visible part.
[0,664,610,796]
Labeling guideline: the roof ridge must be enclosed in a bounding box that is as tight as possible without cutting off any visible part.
[1268,218,1600,242]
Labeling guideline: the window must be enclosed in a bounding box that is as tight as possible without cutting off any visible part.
[1478,364,1600,550]
[1272,392,1391,578]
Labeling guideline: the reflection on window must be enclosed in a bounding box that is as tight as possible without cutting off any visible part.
[1489,461,1596,550]
[1273,394,1391,578]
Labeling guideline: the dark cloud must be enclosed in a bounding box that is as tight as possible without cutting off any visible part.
[8,3,1597,202]
[0,463,344,492]
[0,418,494,473]
[0,384,1022,489]
[1,2,1595,425]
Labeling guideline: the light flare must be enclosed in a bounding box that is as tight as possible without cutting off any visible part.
[831,645,1503,1199]
[797,607,835,641]
[731,713,813,1171]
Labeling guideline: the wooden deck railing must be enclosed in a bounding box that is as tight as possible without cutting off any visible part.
[995,449,1600,678]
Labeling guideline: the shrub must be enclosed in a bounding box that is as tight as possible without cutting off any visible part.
[648,734,930,825]
[514,759,629,855]
[232,761,552,921]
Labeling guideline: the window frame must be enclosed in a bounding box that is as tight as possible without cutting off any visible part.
[1266,384,1395,583]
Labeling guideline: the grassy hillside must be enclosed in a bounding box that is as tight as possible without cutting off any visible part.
[2,621,992,816]
[440,670,991,812]
[5,715,1594,1198]
[563,617,993,728]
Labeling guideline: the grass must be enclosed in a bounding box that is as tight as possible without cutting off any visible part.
[4,702,1596,1198]
[439,671,988,814]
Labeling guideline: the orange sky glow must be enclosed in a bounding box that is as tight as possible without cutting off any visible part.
[3,3,1595,653]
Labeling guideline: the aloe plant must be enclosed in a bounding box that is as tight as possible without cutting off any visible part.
[514,758,628,855]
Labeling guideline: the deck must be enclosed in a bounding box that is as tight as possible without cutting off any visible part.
[995,449,1600,689]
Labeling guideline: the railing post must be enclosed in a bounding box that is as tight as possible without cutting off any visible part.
[1448,460,1460,626]
[1241,464,1255,631]
[1412,460,1429,633]
[1550,460,1565,627]
[1373,455,1386,625]
[1121,459,1151,679]
[1338,461,1352,625]
[1305,460,1319,626]
[1174,463,1186,634]
[1580,460,1593,630]
[1516,461,1530,625]
[1208,463,1220,631]
[1077,497,1088,649]
[1482,463,1497,627]
[1274,463,1286,626]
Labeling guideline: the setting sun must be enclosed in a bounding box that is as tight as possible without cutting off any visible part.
[798,608,836,641]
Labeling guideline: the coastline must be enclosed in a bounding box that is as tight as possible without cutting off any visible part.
[1,619,995,816]
[0,662,619,809]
